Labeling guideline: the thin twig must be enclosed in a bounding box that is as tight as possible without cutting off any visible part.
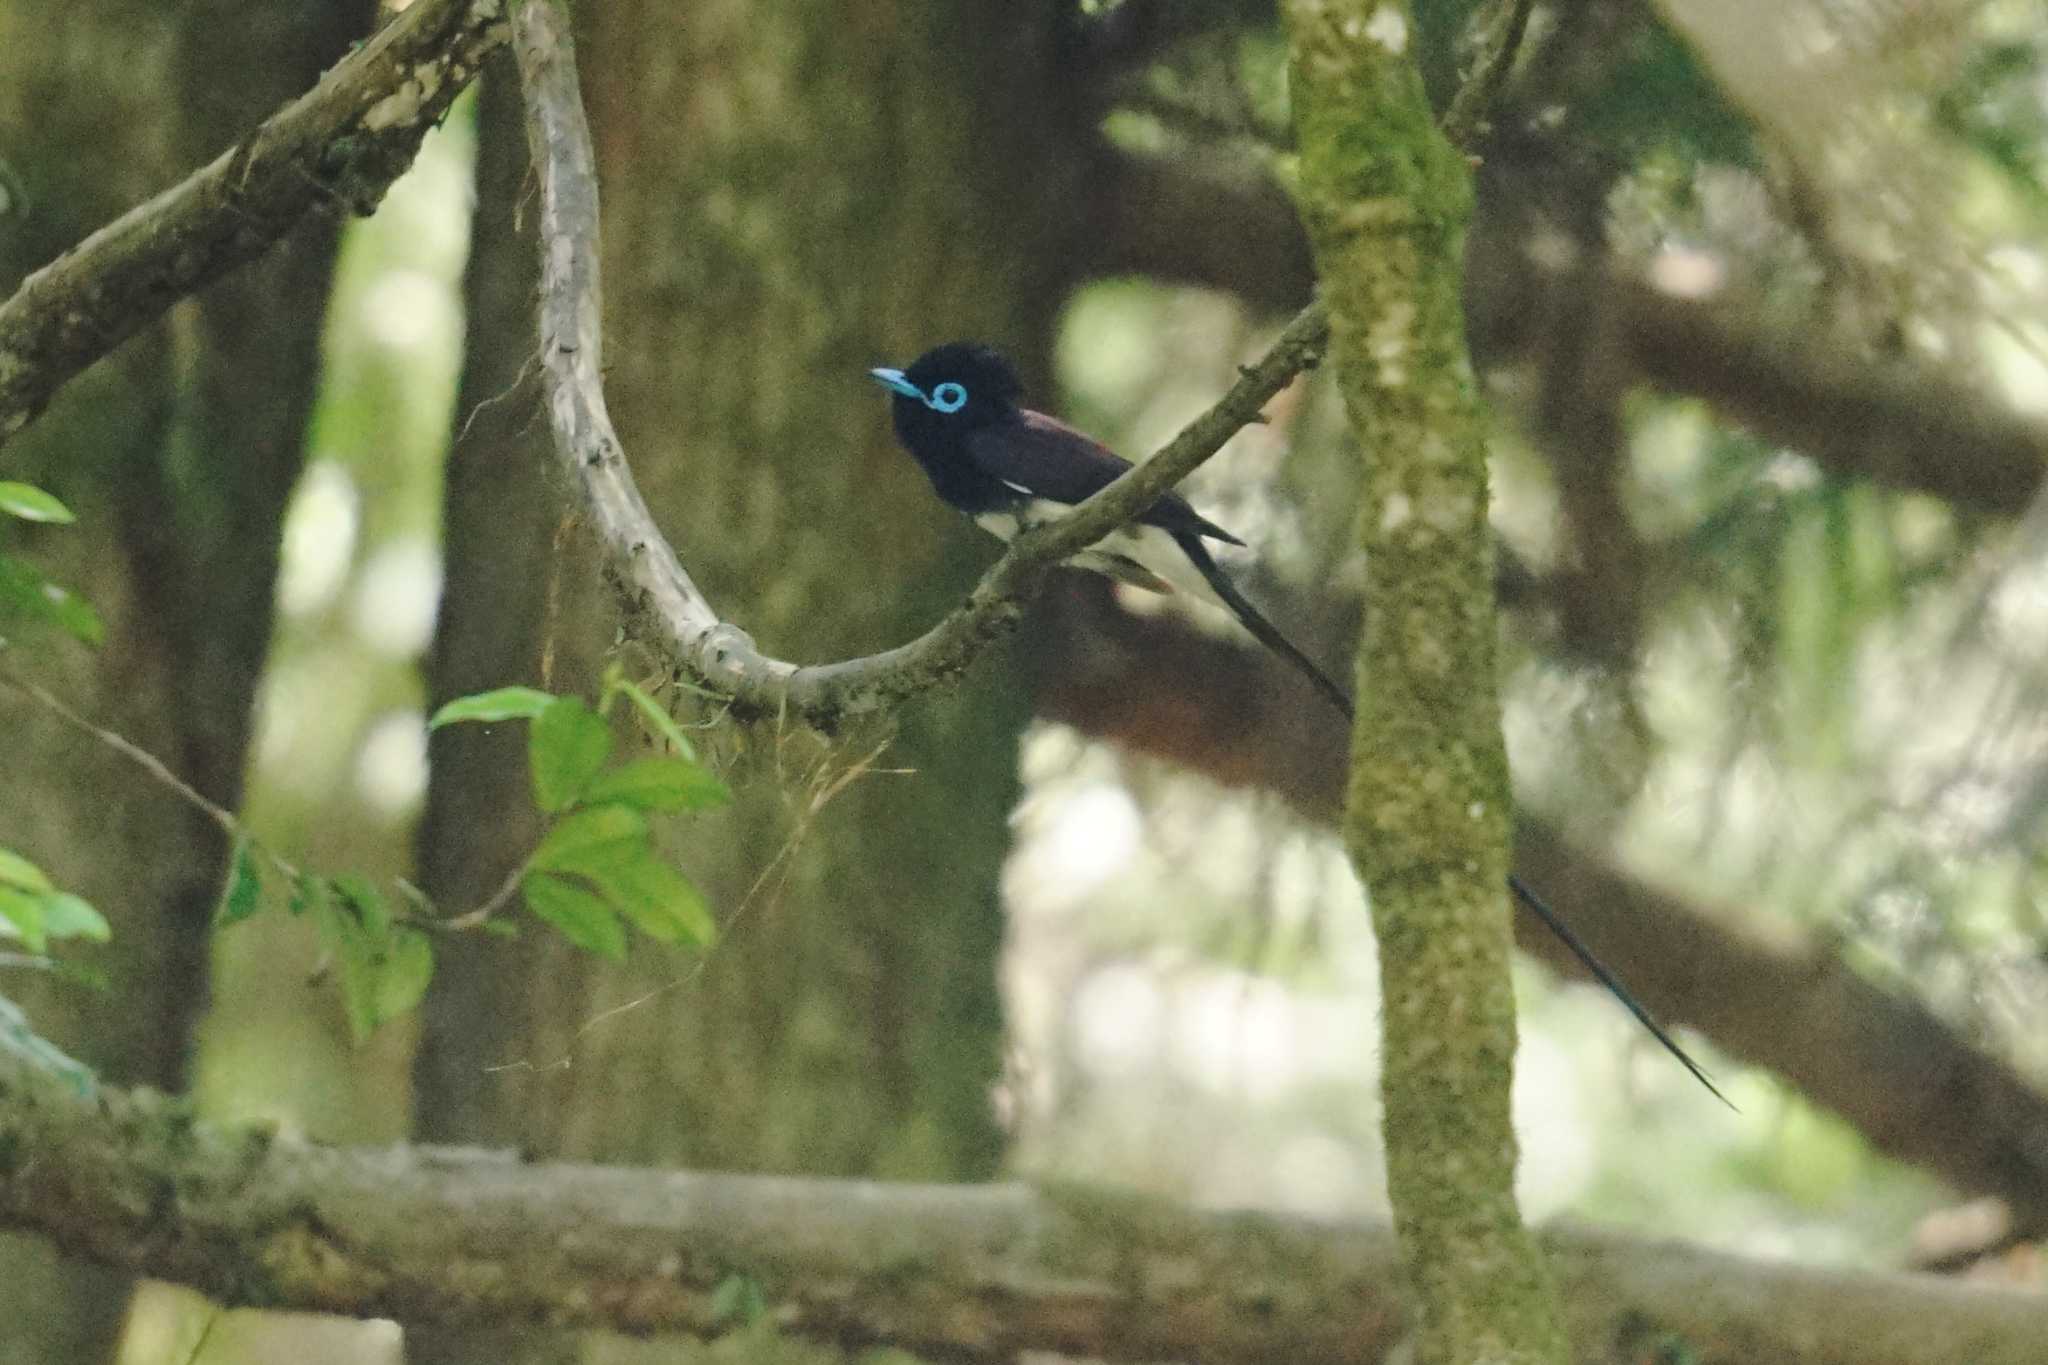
[1440,0,1538,150]
[1,659,519,933]
[0,0,509,445]
[0,664,242,841]
[440,859,526,931]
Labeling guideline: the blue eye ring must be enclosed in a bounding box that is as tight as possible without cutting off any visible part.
[927,382,968,413]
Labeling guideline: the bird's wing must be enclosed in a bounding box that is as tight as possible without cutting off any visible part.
[965,411,1244,546]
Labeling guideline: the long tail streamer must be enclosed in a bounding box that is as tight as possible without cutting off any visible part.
[1174,535,1731,1106]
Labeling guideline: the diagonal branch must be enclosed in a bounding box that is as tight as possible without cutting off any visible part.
[514,0,1327,731]
[1511,823,2048,1237]
[0,1021,2042,1364]
[0,0,508,445]
[1440,0,1539,148]
[1031,589,2048,1236]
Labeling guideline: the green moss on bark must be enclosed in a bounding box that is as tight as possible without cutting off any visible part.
[1284,2,1569,1362]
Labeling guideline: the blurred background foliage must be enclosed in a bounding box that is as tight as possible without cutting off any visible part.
[4,0,2048,1361]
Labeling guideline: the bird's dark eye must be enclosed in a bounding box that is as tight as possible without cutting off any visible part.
[928,382,968,413]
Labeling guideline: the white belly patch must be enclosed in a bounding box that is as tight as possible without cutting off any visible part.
[971,499,1228,609]
[973,498,1066,544]
[974,509,1024,542]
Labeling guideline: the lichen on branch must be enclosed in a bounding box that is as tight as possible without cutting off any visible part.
[0,0,509,445]
[1283,0,1569,1361]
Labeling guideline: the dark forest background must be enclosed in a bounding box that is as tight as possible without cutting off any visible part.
[3,0,2048,1361]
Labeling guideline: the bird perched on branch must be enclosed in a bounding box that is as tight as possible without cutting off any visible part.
[869,340,1728,1106]
[870,342,1349,713]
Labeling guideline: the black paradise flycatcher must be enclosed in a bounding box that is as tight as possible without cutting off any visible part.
[871,341,1730,1106]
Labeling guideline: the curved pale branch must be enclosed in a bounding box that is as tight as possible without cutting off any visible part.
[0,0,509,445]
[515,0,1327,730]
[0,1021,2041,1364]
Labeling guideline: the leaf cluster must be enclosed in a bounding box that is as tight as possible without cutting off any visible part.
[432,674,728,960]
[208,671,730,1040]
[0,846,110,960]
[0,480,100,646]
[0,481,111,977]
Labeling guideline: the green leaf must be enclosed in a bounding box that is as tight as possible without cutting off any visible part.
[428,686,557,729]
[0,556,103,645]
[0,156,29,222]
[318,899,430,1040]
[0,848,53,894]
[0,481,75,524]
[376,928,435,1022]
[288,873,325,917]
[583,845,715,946]
[39,893,109,942]
[578,756,729,812]
[528,803,647,875]
[522,873,628,959]
[613,679,696,761]
[215,841,263,926]
[0,886,46,953]
[317,900,381,1042]
[524,807,712,946]
[332,873,391,937]
[710,1274,766,1328]
[36,580,101,645]
[530,697,613,812]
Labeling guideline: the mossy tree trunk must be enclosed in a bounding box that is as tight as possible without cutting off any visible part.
[1284,3,1570,1363]
[415,5,1090,1359]
[0,1,368,1357]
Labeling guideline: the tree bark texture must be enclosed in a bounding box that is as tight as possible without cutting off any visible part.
[415,3,1090,1356]
[1286,2,1569,1362]
[0,1,368,1358]
[7,1030,2048,1365]
[0,0,507,446]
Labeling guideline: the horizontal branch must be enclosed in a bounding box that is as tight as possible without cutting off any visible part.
[0,1021,2040,1364]
[1087,147,2046,516]
[0,0,508,444]
[1609,277,2046,515]
[515,0,1326,730]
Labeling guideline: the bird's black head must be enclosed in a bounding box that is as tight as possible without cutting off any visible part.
[869,342,1024,457]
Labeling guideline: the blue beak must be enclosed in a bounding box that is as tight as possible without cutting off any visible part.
[868,367,923,400]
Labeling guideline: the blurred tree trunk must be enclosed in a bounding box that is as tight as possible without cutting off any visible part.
[0,1,368,1359]
[414,6,1084,1359]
